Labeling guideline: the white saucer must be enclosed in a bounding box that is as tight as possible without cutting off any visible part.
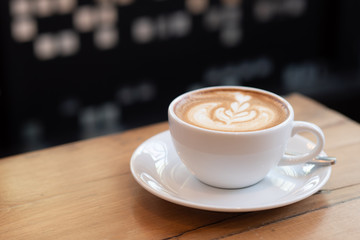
[130,130,331,212]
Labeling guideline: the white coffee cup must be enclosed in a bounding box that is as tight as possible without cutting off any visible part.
[168,86,325,189]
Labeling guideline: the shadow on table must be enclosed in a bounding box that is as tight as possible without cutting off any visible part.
[130,185,328,239]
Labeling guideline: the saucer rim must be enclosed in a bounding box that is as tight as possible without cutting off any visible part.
[130,130,332,212]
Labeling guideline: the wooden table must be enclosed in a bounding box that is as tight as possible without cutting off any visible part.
[1,94,359,239]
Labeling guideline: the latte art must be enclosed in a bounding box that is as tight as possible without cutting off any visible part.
[174,89,289,132]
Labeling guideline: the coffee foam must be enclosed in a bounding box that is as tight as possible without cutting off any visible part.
[174,89,289,132]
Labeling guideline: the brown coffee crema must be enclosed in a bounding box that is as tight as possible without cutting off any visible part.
[174,89,289,132]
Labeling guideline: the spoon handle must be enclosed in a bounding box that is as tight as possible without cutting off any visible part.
[307,156,336,166]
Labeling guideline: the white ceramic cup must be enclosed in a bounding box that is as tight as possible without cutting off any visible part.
[168,86,325,189]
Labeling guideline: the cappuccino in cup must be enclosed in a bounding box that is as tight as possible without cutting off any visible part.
[173,88,289,132]
[169,86,325,189]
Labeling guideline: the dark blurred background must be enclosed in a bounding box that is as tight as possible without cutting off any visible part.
[1,0,359,157]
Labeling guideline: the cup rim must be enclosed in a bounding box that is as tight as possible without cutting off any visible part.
[168,86,294,135]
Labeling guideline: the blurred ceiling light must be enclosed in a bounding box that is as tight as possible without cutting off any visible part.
[203,7,221,31]
[98,4,118,26]
[132,17,155,44]
[220,25,241,47]
[10,0,32,17]
[254,0,274,22]
[94,26,119,49]
[34,0,55,17]
[34,33,58,60]
[11,17,37,42]
[283,0,306,17]
[58,30,79,56]
[168,11,191,37]
[56,0,77,14]
[254,0,306,22]
[74,6,97,32]
[117,0,134,6]
[185,0,209,15]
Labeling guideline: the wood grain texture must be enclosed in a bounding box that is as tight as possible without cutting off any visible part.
[0,93,359,240]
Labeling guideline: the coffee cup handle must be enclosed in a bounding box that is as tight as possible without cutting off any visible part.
[279,121,325,166]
